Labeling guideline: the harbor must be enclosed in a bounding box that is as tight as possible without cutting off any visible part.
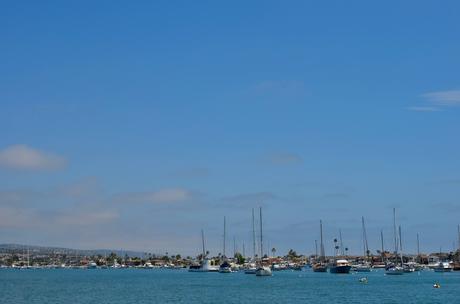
[1,265,460,304]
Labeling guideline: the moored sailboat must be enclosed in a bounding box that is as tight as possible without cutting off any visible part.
[188,230,218,272]
[385,209,404,275]
[245,208,258,274]
[313,220,327,272]
[255,207,272,277]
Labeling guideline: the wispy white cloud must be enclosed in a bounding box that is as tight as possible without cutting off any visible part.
[406,106,441,112]
[55,211,119,226]
[113,188,199,204]
[0,144,67,171]
[422,90,460,106]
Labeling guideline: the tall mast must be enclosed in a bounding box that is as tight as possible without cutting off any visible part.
[223,216,226,258]
[320,220,325,261]
[315,240,318,258]
[399,225,403,266]
[457,224,460,253]
[393,208,398,254]
[252,208,256,259]
[362,216,369,260]
[201,229,206,258]
[259,207,263,259]
[417,233,420,257]
[380,230,384,262]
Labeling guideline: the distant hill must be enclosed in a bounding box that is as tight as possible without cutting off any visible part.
[0,244,149,258]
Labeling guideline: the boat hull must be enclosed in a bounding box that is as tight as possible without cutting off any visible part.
[329,265,351,274]
[385,267,404,275]
[255,266,272,276]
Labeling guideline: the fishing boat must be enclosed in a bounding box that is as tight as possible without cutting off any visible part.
[433,262,453,272]
[329,230,351,274]
[255,207,272,277]
[329,259,351,274]
[313,220,328,272]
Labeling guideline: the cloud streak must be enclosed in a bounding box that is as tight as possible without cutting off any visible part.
[422,90,460,106]
[406,106,441,112]
[0,145,67,171]
[113,188,199,204]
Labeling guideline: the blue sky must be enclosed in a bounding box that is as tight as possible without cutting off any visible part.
[1,1,459,256]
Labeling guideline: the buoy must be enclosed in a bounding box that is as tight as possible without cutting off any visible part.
[359,277,368,284]
[433,283,440,288]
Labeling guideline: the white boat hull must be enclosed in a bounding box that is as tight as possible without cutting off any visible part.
[256,266,272,276]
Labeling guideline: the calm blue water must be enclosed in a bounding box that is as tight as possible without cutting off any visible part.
[1,268,459,303]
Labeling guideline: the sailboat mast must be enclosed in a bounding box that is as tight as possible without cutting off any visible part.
[417,233,420,257]
[457,224,460,253]
[393,208,398,254]
[320,220,325,261]
[252,208,256,259]
[399,225,403,266]
[223,216,226,258]
[259,207,263,259]
[380,230,385,262]
[362,217,369,260]
[201,229,206,258]
[315,240,318,258]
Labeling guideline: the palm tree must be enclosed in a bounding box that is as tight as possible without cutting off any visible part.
[271,247,276,257]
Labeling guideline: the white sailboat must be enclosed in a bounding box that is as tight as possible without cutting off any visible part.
[255,207,272,276]
[189,230,218,272]
[355,216,371,272]
[245,208,257,274]
[219,216,232,273]
[386,208,404,275]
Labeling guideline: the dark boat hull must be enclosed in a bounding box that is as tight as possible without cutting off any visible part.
[312,264,327,272]
[329,265,351,274]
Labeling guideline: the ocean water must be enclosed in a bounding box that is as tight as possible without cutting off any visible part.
[1,268,459,304]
